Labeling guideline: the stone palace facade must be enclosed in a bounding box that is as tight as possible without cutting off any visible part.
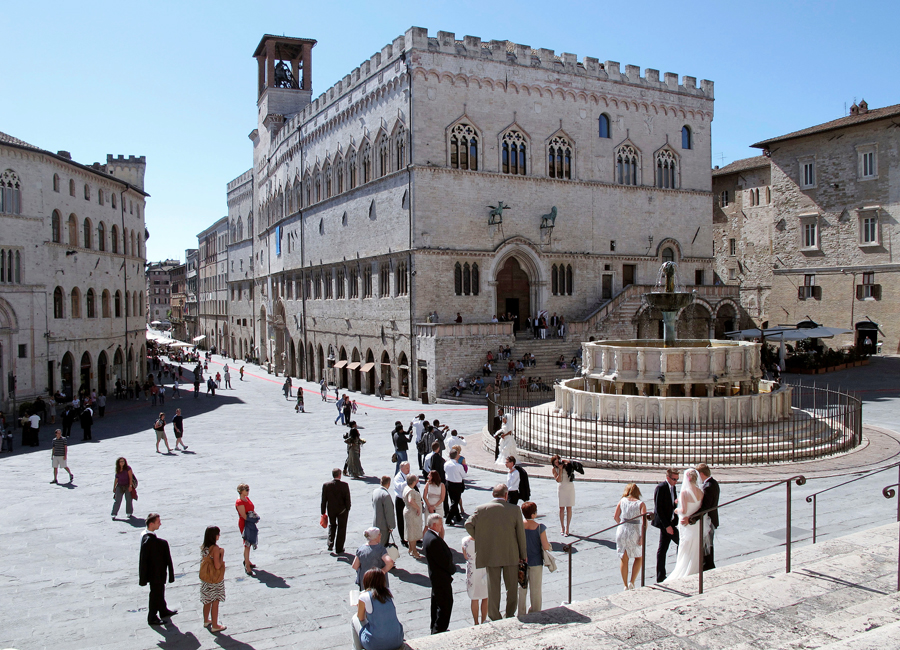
[201,28,736,401]
[0,131,148,411]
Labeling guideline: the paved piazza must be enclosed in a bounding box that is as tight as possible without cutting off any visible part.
[2,355,899,650]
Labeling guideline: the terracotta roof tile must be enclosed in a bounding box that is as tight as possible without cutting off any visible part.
[712,156,770,177]
[752,103,900,148]
[0,130,39,150]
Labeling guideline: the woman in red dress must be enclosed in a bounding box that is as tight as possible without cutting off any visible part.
[235,483,255,575]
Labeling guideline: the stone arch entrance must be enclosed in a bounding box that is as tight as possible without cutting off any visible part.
[296,340,305,379]
[398,352,409,398]
[380,351,392,396]
[258,305,268,364]
[715,303,737,339]
[495,257,531,330]
[351,348,361,392]
[308,342,315,381]
[274,301,286,373]
[363,349,375,394]
[677,303,712,339]
[98,350,108,394]
[79,351,92,395]
[113,348,124,388]
[61,352,75,398]
[338,347,348,388]
[289,339,296,377]
[317,344,325,382]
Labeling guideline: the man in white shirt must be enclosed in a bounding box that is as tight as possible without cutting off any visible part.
[446,430,466,450]
[393,462,410,547]
[410,414,427,470]
[444,449,467,525]
[505,456,521,505]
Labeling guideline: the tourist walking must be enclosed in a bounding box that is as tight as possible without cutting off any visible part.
[172,408,188,450]
[464,484,527,620]
[283,377,292,399]
[61,404,75,438]
[98,392,107,417]
[295,390,305,413]
[350,569,405,650]
[377,379,385,400]
[343,395,353,426]
[345,427,365,478]
[139,513,177,626]
[111,457,135,519]
[551,455,577,536]
[193,375,200,398]
[206,377,216,396]
[393,462,410,547]
[518,501,551,614]
[158,384,166,405]
[153,412,172,453]
[320,378,327,400]
[199,525,227,632]
[335,395,347,425]
[402,475,424,558]
[352,528,394,590]
[50,429,74,484]
[391,421,411,474]
[79,405,93,441]
[372,476,396,546]
[224,368,232,389]
[461,533,488,624]
[322,469,352,553]
[25,411,41,447]
[235,483,259,575]
[422,514,455,634]
[614,484,646,591]
[239,366,245,381]
[652,468,680,583]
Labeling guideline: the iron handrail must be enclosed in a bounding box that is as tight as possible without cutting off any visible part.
[884,482,899,592]
[807,461,900,543]
[561,510,654,604]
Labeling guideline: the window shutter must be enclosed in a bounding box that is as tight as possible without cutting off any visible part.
[856,285,864,300]
[813,286,822,300]
[873,284,882,300]
[798,286,806,300]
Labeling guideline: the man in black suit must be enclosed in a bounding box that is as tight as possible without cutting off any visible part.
[321,468,352,553]
[696,463,720,570]
[138,513,176,626]
[651,468,680,583]
[422,513,455,634]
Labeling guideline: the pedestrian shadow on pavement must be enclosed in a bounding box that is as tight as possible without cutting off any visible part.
[151,622,201,650]
[214,633,257,650]
[390,566,431,588]
[350,476,381,485]
[519,605,592,625]
[252,569,290,588]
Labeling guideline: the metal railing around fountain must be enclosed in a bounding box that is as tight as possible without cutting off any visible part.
[490,382,862,467]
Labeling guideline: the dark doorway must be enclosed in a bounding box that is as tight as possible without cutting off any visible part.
[602,274,613,300]
[98,351,108,394]
[496,257,530,330]
[79,351,92,396]
[61,352,74,399]
[623,264,636,287]
[855,322,878,355]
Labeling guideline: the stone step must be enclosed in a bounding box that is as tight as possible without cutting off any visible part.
[405,523,900,650]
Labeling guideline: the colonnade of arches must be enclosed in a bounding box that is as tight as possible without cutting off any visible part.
[57,344,144,398]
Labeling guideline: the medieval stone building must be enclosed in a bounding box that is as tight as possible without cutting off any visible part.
[206,28,736,401]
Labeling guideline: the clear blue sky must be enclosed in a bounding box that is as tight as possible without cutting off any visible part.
[3,0,897,262]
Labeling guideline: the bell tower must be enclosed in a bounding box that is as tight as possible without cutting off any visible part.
[253,34,317,129]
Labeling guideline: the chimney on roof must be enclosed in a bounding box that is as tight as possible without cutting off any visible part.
[849,103,859,116]
[858,99,868,114]
[57,150,71,159]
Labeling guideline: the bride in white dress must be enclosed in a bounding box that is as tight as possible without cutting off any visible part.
[494,414,517,466]
[663,468,705,582]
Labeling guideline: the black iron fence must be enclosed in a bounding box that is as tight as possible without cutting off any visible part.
[489,382,862,467]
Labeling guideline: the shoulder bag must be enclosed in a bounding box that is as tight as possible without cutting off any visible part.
[199,550,225,583]
[385,532,401,562]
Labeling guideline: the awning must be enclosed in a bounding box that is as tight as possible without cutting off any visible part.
[346,361,361,370]
[360,362,375,373]
[192,335,206,342]
[333,360,348,369]
[170,342,193,348]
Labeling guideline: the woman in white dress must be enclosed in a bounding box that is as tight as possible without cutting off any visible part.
[461,534,488,624]
[551,455,576,536]
[494,414,517,467]
[614,483,647,590]
[663,468,705,583]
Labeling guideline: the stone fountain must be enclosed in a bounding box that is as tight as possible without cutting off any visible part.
[643,261,695,347]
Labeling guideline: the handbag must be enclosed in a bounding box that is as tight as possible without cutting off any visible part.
[390,452,398,463]
[319,513,328,528]
[542,549,558,573]
[385,532,400,562]
[199,552,225,583]
[130,487,139,501]
[517,558,529,589]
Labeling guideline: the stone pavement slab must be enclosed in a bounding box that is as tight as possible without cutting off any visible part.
[1,354,899,650]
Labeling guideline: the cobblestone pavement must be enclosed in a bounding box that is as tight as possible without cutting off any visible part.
[1,354,898,650]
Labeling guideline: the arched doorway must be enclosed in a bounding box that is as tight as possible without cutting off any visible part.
[79,351,92,396]
[350,348,361,392]
[677,303,712,339]
[61,352,75,398]
[308,342,315,381]
[296,340,305,380]
[495,257,531,330]
[127,347,134,382]
[113,348,124,388]
[139,344,146,379]
[289,339,296,377]
[258,305,268,364]
[274,301,286,373]
[380,351,392,397]
[714,304,737,339]
[398,352,409,398]
[338,347,348,388]
[317,344,325,382]
[97,351,108,394]
[363,349,375,394]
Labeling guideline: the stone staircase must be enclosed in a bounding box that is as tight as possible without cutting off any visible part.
[438,336,581,405]
[405,522,900,650]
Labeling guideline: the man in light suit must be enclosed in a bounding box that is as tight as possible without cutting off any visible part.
[422,514,455,634]
[464,484,527,620]
[696,463,720,570]
[372,475,396,545]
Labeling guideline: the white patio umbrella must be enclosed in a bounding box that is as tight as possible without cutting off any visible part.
[192,335,206,342]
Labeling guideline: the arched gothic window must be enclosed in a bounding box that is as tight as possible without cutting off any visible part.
[662,247,675,263]
[110,225,119,253]
[125,290,131,317]
[68,214,78,246]
[348,150,358,189]
[71,287,82,318]
[551,265,559,295]
[501,130,527,175]
[97,221,106,251]
[454,262,462,295]
[682,126,692,150]
[598,113,611,139]
[463,263,471,295]
[101,290,110,318]
[69,178,76,196]
[552,264,575,295]
[616,144,639,185]
[83,218,92,249]
[566,265,573,295]
[114,290,122,317]
[86,288,96,318]
[379,135,390,177]
[0,169,22,215]
[130,231,136,257]
[98,189,104,206]
[83,184,90,200]
[655,149,678,189]
[237,218,243,241]
[53,286,65,318]
[111,192,116,209]
[53,174,60,192]
[548,135,573,179]
[51,210,62,243]
[395,261,408,296]
[362,143,372,183]
[336,159,344,194]
[449,123,478,171]
[324,165,332,198]
[395,125,407,169]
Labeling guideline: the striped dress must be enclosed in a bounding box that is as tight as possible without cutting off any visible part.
[199,546,226,604]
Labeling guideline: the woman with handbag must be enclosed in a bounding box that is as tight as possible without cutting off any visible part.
[351,528,395,590]
[518,501,551,615]
[111,457,135,519]
[199,525,227,632]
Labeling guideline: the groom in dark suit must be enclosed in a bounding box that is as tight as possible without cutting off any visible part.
[651,468,680,583]
[696,463,720,570]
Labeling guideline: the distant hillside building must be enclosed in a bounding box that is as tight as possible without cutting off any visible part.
[0,131,148,409]
[146,259,179,324]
